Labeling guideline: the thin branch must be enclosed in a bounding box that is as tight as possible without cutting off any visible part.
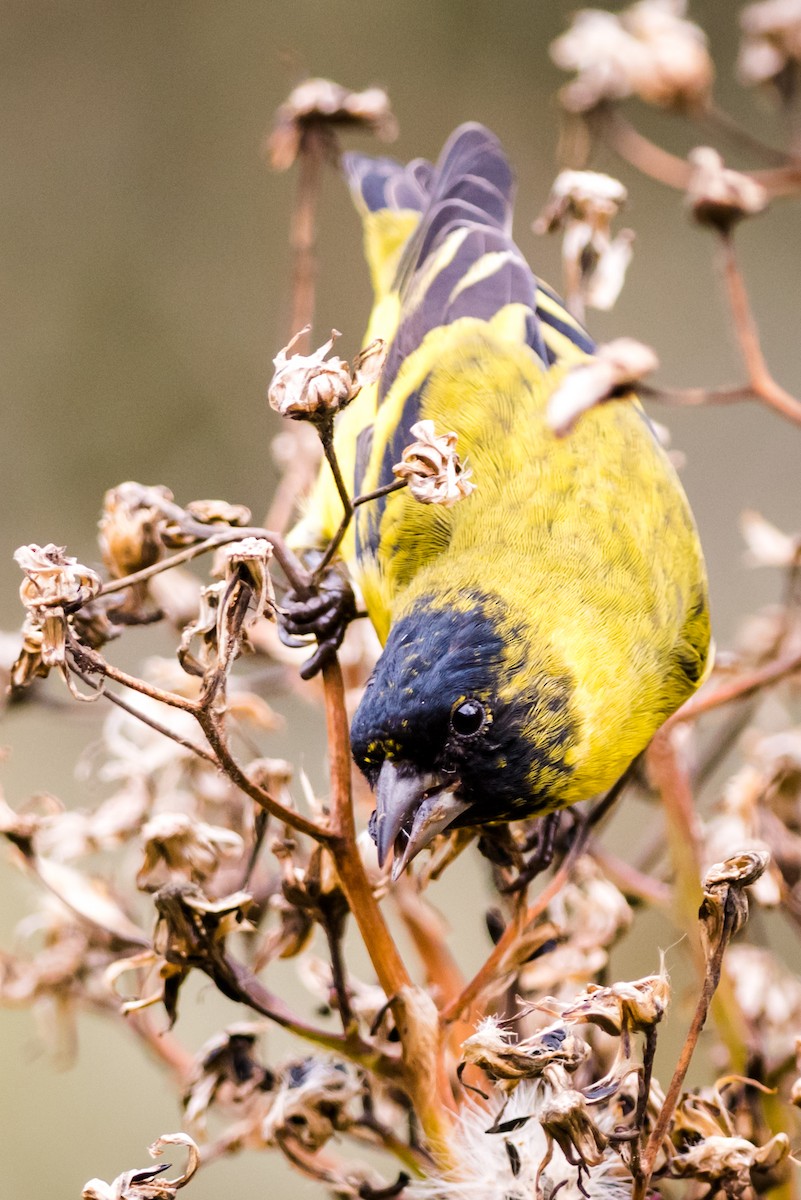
[67,638,199,714]
[665,647,801,728]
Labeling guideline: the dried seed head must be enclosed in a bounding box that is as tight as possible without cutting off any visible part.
[82,1133,199,1200]
[185,498,252,526]
[268,328,386,421]
[98,482,172,580]
[15,543,102,615]
[551,1,713,114]
[738,0,801,97]
[261,1057,363,1151]
[392,419,476,507]
[547,339,659,436]
[461,1016,590,1089]
[534,171,633,313]
[699,851,770,953]
[137,813,244,890]
[686,147,769,231]
[183,1025,273,1133]
[538,971,670,1035]
[267,78,397,171]
[671,1131,790,1193]
[539,1088,608,1168]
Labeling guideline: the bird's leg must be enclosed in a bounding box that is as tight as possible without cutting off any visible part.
[494,812,565,894]
[278,552,357,679]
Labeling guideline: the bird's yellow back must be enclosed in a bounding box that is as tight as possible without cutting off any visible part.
[292,124,710,815]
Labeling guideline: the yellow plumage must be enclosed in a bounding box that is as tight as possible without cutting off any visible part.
[288,124,710,870]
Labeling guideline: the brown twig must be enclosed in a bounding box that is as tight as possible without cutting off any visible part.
[320,656,455,1162]
[664,647,801,728]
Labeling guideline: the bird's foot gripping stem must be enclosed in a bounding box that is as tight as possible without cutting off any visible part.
[278,558,357,680]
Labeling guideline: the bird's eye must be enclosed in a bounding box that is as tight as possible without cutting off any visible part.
[450,698,486,737]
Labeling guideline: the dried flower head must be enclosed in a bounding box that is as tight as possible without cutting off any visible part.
[261,1057,363,1151]
[725,943,801,1068]
[137,813,244,890]
[738,0,801,98]
[699,851,770,954]
[537,970,670,1036]
[671,1131,790,1195]
[392,419,476,507]
[551,1,713,114]
[461,1016,590,1089]
[82,1133,199,1200]
[268,328,386,422]
[686,147,769,231]
[407,1081,632,1200]
[267,78,397,171]
[547,339,659,436]
[534,171,633,313]
[183,1024,273,1133]
[98,482,172,580]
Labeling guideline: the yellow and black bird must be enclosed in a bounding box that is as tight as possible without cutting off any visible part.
[285,124,711,875]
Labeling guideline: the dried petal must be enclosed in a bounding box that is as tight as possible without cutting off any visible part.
[392,419,476,507]
[537,971,670,1035]
[547,339,659,436]
[741,509,801,567]
[137,812,244,890]
[185,499,252,526]
[461,1016,590,1089]
[539,1089,607,1168]
[83,1133,199,1200]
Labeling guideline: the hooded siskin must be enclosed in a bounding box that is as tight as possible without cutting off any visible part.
[289,124,711,873]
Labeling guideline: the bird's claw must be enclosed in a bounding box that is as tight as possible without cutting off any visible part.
[279,559,357,680]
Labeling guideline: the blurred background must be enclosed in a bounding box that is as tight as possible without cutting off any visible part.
[1,2,799,1196]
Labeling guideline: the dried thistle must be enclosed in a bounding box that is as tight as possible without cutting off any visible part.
[82,1133,199,1200]
[533,170,633,313]
[268,327,386,422]
[686,147,769,232]
[267,79,397,171]
[392,420,475,507]
[551,1,713,114]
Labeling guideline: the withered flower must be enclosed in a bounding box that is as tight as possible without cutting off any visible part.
[136,812,244,890]
[686,147,769,232]
[537,971,670,1036]
[185,498,252,526]
[539,1089,608,1169]
[738,0,801,97]
[261,1057,363,1151]
[267,78,397,171]
[12,543,102,690]
[461,1016,589,1089]
[82,1133,199,1200]
[268,327,386,421]
[671,1131,790,1195]
[725,943,801,1069]
[699,851,769,954]
[551,1,713,114]
[392,419,476,507]
[547,339,658,436]
[183,1024,273,1134]
[534,171,633,313]
[98,482,172,580]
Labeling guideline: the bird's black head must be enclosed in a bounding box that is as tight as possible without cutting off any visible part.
[350,596,577,875]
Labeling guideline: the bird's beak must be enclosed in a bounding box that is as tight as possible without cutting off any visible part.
[373,760,471,879]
